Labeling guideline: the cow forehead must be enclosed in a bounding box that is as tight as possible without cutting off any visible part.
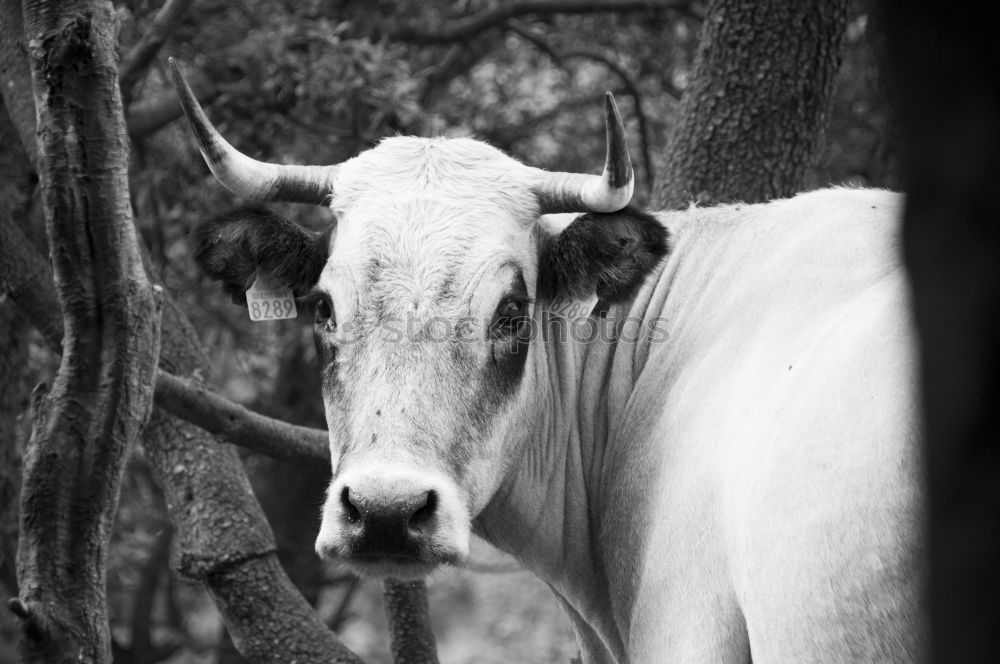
[328,136,539,219]
[318,196,537,319]
[317,136,542,316]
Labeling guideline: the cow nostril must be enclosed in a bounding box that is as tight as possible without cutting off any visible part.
[408,490,438,531]
[340,486,361,524]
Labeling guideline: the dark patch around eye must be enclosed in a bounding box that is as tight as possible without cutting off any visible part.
[314,333,338,382]
[307,291,341,401]
[460,271,531,451]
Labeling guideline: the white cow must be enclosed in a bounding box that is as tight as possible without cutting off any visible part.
[172,59,924,663]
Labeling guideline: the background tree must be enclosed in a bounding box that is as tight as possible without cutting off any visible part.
[0,0,904,662]
[8,2,161,662]
[654,0,849,207]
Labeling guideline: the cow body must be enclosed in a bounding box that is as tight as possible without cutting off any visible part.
[171,64,924,663]
[477,188,924,663]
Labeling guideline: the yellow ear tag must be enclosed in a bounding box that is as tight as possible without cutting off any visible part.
[246,277,298,322]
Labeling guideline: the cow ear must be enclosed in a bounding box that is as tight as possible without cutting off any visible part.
[538,206,669,312]
[190,207,332,306]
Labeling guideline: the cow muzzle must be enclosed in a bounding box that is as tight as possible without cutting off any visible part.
[315,466,470,579]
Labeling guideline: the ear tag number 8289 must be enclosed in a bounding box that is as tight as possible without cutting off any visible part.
[246,277,298,322]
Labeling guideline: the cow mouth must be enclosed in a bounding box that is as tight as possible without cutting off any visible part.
[344,552,461,580]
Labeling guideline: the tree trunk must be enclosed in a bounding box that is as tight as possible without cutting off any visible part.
[0,4,372,659]
[877,2,1000,662]
[653,0,848,208]
[0,299,27,662]
[0,99,36,661]
[10,2,161,663]
[0,213,370,664]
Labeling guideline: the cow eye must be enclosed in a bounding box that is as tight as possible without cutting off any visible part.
[314,297,334,327]
[491,297,529,335]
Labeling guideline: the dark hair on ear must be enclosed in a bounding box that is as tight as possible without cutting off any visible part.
[190,206,332,305]
[538,206,669,308]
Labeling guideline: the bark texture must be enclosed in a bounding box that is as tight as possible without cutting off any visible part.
[0,3,371,662]
[653,0,848,207]
[0,301,27,663]
[0,215,420,663]
[0,215,367,663]
[877,2,1000,661]
[153,371,329,466]
[11,2,161,662]
[0,99,36,657]
[0,99,34,595]
[0,199,368,664]
[383,579,439,664]
[0,2,37,165]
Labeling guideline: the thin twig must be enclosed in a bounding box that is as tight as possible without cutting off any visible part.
[506,20,660,194]
[119,0,196,96]
[390,0,694,44]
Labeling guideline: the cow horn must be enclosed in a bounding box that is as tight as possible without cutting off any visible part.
[169,59,336,205]
[531,92,634,214]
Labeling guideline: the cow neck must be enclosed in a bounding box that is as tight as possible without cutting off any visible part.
[474,248,676,663]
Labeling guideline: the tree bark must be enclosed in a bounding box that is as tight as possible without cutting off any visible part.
[383,580,439,664]
[0,1,38,166]
[0,37,397,664]
[152,371,329,465]
[653,0,848,208]
[10,2,161,663]
[0,96,37,660]
[0,298,27,661]
[0,189,370,664]
[876,2,1000,662]
[0,217,425,662]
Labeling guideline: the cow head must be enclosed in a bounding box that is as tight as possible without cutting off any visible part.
[171,60,667,579]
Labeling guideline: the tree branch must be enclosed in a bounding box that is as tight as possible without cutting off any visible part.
[128,525,177,664]
[119,0,195,97]
[153,371,330,466]
[506,20,660,194]
[0,104,35,614]
[383,579,439,664]
[0,216,62,350]
[0,0,37,165]
[390,0,695,44]
[0,204,325,467]
[127,76,220,139]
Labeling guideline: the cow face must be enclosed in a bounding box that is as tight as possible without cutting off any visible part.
[171,60,666,578]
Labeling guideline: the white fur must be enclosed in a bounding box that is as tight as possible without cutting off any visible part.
[304,133,921,663]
